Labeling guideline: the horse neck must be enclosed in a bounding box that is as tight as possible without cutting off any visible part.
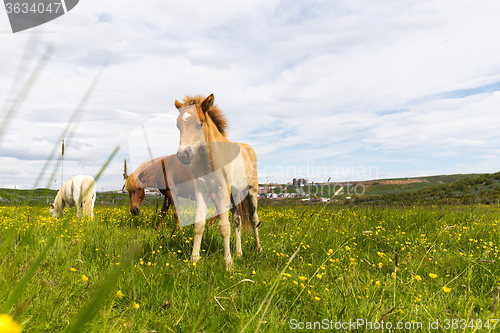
[204,114,231,172]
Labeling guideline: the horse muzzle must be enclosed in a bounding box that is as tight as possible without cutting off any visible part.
[130,207,140,215]
[177,147,194,164]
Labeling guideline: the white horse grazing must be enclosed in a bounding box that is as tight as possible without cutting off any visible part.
[50,175,96,220]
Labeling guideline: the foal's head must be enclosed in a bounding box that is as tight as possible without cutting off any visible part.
[174,94,228,165]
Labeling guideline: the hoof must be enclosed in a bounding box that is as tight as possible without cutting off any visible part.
[225,256,233,271]
[191,255,200,263]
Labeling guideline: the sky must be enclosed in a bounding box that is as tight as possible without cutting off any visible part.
[1,0,500,191]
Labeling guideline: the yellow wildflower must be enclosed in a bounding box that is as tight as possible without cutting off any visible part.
[116,290,124,298]
[82,275,89,282]
[415,275,422,282]
[429,273,437,279]
[0,314,22,333]
[442,286,451,293]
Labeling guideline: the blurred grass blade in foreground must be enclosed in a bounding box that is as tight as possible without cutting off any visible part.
[33,63,106,189]
[0,44,54,147]
[65,242,140,333]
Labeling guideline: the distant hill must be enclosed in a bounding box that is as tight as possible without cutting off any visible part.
[357,172,500,205]
[359,173,483,197]
[0,188,57,205]
[262,172,500,205]
[0,188,137,206]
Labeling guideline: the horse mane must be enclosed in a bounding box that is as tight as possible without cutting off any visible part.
[182,95,229,137]
[125,171,140,192]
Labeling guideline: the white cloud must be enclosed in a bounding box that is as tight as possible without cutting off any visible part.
[1,0,500,190]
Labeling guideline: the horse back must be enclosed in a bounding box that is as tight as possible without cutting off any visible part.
[133,154,195,199]
[235,142,258,189]
[165,154,196,199]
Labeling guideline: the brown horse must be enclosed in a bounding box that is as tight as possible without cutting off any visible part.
[125,155,188,222]
[175,94,262,269]
[125,154,238,226]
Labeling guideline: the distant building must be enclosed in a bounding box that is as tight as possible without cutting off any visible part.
[293,178,308,187]
[145,188,161,196]
[258,185,277,195]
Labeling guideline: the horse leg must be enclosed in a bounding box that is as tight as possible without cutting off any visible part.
[192,191,208,263]
[218,208,232,270]
[207,193,220,226]
[169,190,180,226]
[161,194,170,217]
[167,195,182,237]
[90,194,95,220]
[74,193,83,222]
[246,189,262,252]
[158,189,170,229]
[76,203,82,221]
[158,195,169,231]
[217,186,233,270]
[231,205,242,257]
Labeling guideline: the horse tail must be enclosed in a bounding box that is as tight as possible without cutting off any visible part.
[82,176,96,218]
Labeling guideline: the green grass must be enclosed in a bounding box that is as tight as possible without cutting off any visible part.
[1,201,500,332]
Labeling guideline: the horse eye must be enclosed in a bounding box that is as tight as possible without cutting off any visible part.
[195,123,202,130]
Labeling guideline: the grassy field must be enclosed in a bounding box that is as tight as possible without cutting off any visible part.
[1,199,500,332]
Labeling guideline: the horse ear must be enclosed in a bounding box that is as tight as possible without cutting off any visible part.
[201,94,214,114]
[175,100,183,110]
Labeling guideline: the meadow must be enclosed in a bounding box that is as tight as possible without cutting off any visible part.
[1,199,500,332]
